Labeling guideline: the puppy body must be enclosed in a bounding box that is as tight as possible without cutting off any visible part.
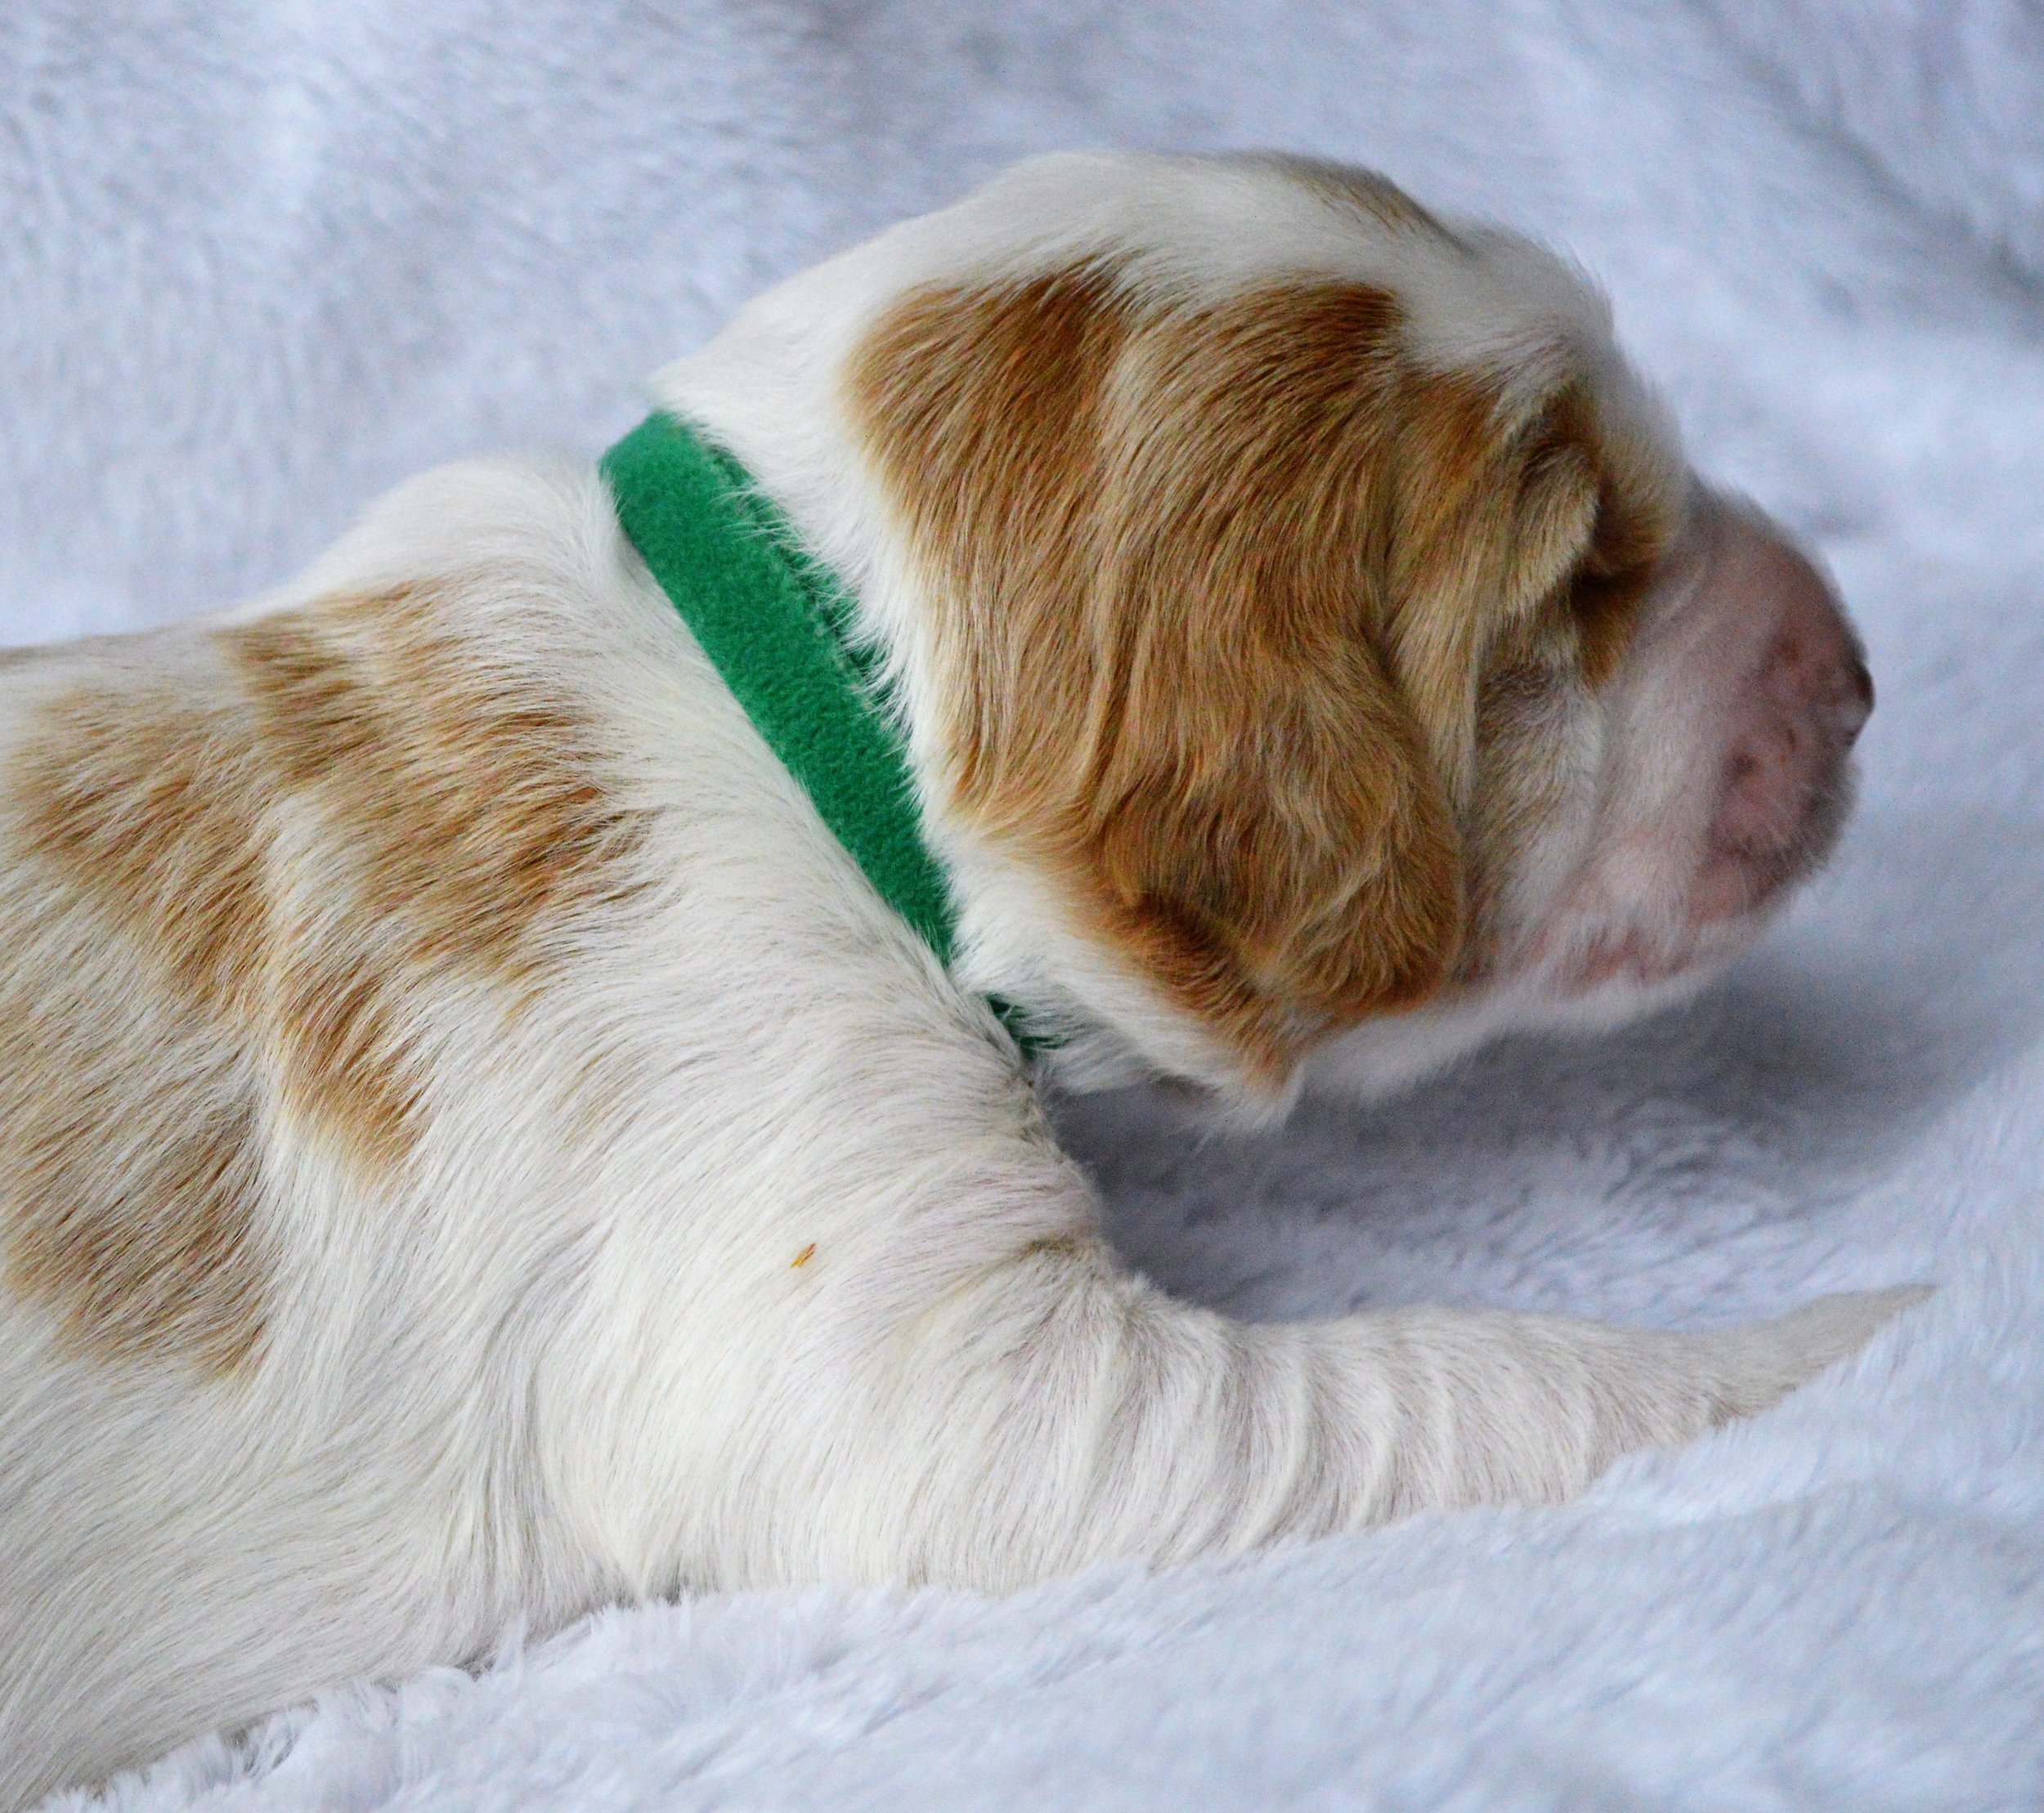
[0,155,1901,1803]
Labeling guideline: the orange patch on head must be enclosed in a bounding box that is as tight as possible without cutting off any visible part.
[1,585,648,1370]
[849,258,1675,1081]
[1218,154,1454,243]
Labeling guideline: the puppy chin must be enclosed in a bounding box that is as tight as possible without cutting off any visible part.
[1522,913,1760,1032]
[1300,936,1722,1108]
[1301,862,1804,1107]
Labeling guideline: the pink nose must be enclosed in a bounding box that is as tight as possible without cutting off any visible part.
[1693,526,1870,921]
[1742,539,1873,748]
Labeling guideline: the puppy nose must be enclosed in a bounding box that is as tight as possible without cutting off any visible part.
[1759,548,1873,750]
[1840,651,1875,745]
[1690,522,1869,923]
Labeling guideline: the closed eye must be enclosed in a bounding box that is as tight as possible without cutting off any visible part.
[1567,486,1663,687]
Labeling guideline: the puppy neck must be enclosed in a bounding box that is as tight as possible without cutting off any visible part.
[646,252,1283,1108]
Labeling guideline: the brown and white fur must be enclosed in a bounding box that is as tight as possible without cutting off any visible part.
[0,153,1912,1804]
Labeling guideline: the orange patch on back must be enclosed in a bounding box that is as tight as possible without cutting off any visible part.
[22,675,271,1012]
[0,1000,270,1374]
[1,584,648,1370]
[5,673,279,1370]
[227,589,648,981]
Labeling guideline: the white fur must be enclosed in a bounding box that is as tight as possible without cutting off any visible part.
[0,154,1914,1807]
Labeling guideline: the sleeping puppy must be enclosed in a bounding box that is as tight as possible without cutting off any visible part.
[0,152,1912,1803]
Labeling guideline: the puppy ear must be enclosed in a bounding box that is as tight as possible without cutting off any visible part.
[848,271,1468,1086]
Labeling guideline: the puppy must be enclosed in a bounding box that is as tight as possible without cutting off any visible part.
[0,153,1911,1803]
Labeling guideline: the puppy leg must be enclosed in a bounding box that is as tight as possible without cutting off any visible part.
[831,1243,1921,1585]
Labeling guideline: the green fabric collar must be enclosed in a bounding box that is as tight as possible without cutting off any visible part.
[604,411,1029,1041]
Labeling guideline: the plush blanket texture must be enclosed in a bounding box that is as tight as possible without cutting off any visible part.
[5,3,2042,1807]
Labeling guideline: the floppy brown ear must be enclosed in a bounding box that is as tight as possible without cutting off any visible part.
[847,270,1469,1084]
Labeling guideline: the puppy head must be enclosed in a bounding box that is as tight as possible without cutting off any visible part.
[682,154,1869,1108]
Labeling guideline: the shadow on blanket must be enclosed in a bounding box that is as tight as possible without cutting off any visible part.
[1057,802,2041,1325]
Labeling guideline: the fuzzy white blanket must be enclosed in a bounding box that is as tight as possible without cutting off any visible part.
[6,4,2043,1807]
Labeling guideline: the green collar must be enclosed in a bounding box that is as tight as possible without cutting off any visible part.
[603,412,1033,1048]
